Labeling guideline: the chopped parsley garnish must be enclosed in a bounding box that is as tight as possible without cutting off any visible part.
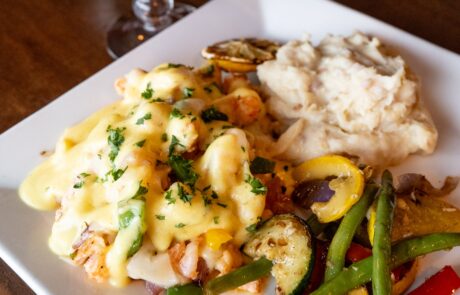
[169,135,185,155]
[250,157,276,174]
[73,182,84,189]
[167,63,183,68]
[211,82,222,92]
[211,191,219,199]
[150,97,164,103]
[170,108,185,119]
[165,189,176,205]
[216,202,227,208]
[178,184,193,204]
[168,155,199,187]
[241,146,246,152]
[245,223,258,233]
[135,139,146,147]
[69,251,77,260]
[200,106,228,123]
[155,215,165,220]
[245,175,267,195]
[202,194,212,206]
[175,223,186,228]
[161,133,168,142]
[203,64,214,76]
[107,126,126,162]
[132,182,148,200]
[245,217,262,233]
[213,216,219,224]
[202,185,211,192]
[221,125,233,129]
[183,87,195,98]
[141,82,154,99]
[107,166,127,182]
[136,112,152,125]
[73,172,91,189]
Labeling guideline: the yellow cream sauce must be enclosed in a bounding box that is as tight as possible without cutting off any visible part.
[19,64,266,286]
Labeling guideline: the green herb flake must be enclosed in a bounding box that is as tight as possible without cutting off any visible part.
[107,125,126,162]
[150,97,164,103]
[165,190,175,205]
[175,223,186,228]
[202,64,214,77]
[135,139,146,147]
[245,175,267,195]
[168,155,199,187]
[201,106,228,123]
[167,63,183,68]
[170,108,185,119]
[69,251,77,260]
[203,194,212,206]
[250,157,276,174]
[107,166,127,182]
[178,184,193,204]
[168,135,185,155]
[132,182,148,199]
[73,172,91,189]
[216,202,227,208]
[141,82,154,99]
[213,216,219,224]
[136,112,152,125]
[211,191,219,199]
[202,185,211,192]
[183,87,195,98]
[161,133,168,142]
[155,214,165,220]
[73,182,84,189]
[245,223,258,233]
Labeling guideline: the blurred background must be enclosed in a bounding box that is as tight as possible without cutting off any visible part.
[0,0,459,294]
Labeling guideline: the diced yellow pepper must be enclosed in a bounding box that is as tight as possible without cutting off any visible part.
[205,229,233,250]
[293,155,365,223]
[367,201,377,246]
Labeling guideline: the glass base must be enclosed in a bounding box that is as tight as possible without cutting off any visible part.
[106,2,195,59]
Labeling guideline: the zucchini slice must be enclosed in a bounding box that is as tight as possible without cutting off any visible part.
[243,214,314,295]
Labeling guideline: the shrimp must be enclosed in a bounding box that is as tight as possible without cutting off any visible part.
[213,76,264,127]
[72,231,110,283]
[214,243,243,275]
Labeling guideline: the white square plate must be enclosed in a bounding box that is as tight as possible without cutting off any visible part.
[1,0,460,294]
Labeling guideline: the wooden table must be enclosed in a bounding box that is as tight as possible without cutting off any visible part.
[0,0,459,294]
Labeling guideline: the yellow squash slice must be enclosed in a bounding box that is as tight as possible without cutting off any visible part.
[293,155,365,223]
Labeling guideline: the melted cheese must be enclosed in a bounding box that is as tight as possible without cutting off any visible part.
[19,64,266,286]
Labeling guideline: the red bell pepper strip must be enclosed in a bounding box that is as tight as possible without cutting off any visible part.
[408,265,460,295]
[346,243,372,263]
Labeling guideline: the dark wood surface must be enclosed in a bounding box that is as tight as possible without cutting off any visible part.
[0,0,459,294]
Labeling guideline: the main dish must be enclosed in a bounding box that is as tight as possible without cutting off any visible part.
[19,33,460,295]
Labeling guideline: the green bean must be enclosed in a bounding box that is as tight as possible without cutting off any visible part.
[324,184,378,281]
[311,233,460,295]
[204,256,272,295]
[372,170,395,295]
[167,283,203,295]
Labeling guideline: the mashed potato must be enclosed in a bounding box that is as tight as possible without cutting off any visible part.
[258,32,438,167]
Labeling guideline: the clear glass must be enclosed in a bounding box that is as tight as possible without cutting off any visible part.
[107,0,195,59]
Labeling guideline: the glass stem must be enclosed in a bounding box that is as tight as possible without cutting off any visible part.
[132,0,174,31]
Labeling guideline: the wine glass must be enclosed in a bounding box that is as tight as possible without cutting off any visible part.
[107,0,195,59]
